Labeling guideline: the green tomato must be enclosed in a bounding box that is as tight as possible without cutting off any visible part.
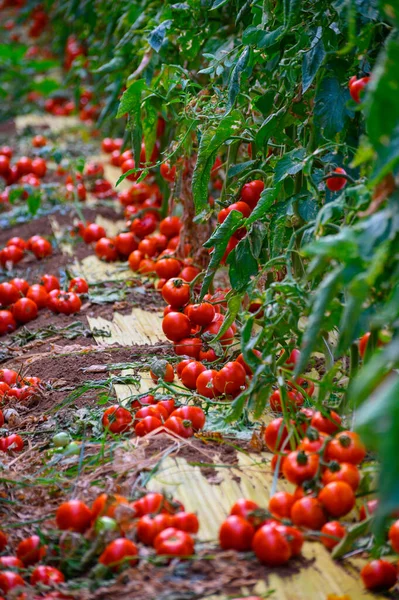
[95,516,118,533]
[63,441,80,456]
[52,431,71,447]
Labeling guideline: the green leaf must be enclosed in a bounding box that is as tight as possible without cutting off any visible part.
[94,56,124,74]
[255,108,286,148]
[27,192,41,216]
[332,518,372,559]
[257,26,285,49]
[314,76,350,139]
[211,0,230,8]
[302,29,325,93]
[227,47,250,110]
[213,293,243,341]
[244,187,276,226]
[192,111,242,213]
[274,148,307,183]
[117,79,145,118]
[148,20,172,53]
[228,236,258,291]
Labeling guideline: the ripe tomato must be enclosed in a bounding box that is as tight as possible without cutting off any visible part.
[101,137,115,153]
[318,481,355,518]
[114,232,138,258]
[290,497,326,530]
[135,415,162,436]
[138,258,155,274]
[16,156,32,176]
[137,514,173,545]
[31,238,52,259]
[214,361,246,395]
[0,310,17,335]
[176,359,193,377]
[320,521,346,550]
[138,238,158,258]
[187,303,215,327]
[218,201,251,224]
[0,556,23,568]
[264,417,290,452]
[26,284,49,309]
[236,350,262,375]
[16,535,46,566]
[9,278,29,295]
[180,362,206,390]
[30,566,64,585]
[269,389,304,412]
[155,258,181,280]
[0,571,25,593]
[56,499,92,533]
[32,135,47,148]
[150,362,174,383]
[128,250,143,271]
[68,277,89,294]
[159,216,182,239]
[57,291,82,315]
[162,278,190,308]
[349,75,370,103]
[322,462,360,491]
[269,491,295,519]
[240,180,264,209]
[219,515,254,551]
[134,492,173,516]
[83,223,106,243]
[95,237,118,262]
[0,245,24,266]
[164,416,193,438]
[91,493,128,520]
[0,146,13,159]
[389,520,399,553]
[41,274,60,292]
[311,410,341,435]
[12,298,38,324]
[31,157,47,178]
[230,498,259,526]
[0,531,6,551]
[282,451,319,485]
[0,155,10,177]
[99,538,138,571]
[160,162,176,182]
[170,406,205,430]
[325,431,366,464]
[0,369,20,385]
[6,237,26,250]
[360,559,397,592]
[298,431,326,454]
[154,527,194,557]
[162,312,191,342]
[102,405,133,434]
[252,523,292,565]
[326,167,347,192]
[130,393,157,411]
[196,369,218,398]
[130,214,157,238]
[172,512,199,534]
[174,337,202,359]
[0,282,20,307]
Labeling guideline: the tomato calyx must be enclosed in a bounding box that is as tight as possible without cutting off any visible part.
[296,450,310,466]
[305,426,321,442]
[326,460,341,473]
[338,434,351,448]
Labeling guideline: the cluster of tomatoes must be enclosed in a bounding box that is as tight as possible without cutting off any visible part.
[102,394,205,439]
[0,234,52,269]
[0,491,198,597]
[44,91,99,123]
[0,271,87,335]
[0,144,47,203]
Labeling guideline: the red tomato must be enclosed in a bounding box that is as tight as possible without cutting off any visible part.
[9,278,29,295]
[0,146,13,159]
[56,499,92,533]
[91,493,128,520]
[236,350,262,375]
[68,277,89,294]
[218,201,251,224]
[56,291,82,315]
[269,389,304,412]
[0,310,17,335]
[6,237,26,250]
[349,76,370,103]
[322,462,360,491]
[179,265,199,282]
[160,162,176,182]
[31,157,47,178]
[264,417,290,452]
[101,138,115,153]
[159,216,182,239]
[32,135,47,148]
[26,284,49,309]
[130,394,157,411]
[83,223,106,243]
[12,298,38,323]
[102,406,133,434]
[41,274,60,292]
[174,337,202,359]
[128,250,143,271]
[273,523,303,556]
[230,498,260,526]
[114,232,138,257]
[30,566,64,585]
[164,416,193,438]
[162,312,191,342]
[325,431,366,464]
[361,559,397,592]
[162,278,190,308]
[196,369,218,398]
[137,514,173,545]
[0,531,6,551]
[180,362,206,390]
[0,556,23,568]
[326,167,347,192]
[170,406,205,430]
[214,361,246,395]
[282,451,319,485]
[172,512,199,534]
[219,515,254,551]
[269,491,295,519]
[320,521,346,550]
[138,258,156,274]
[0,282,20,307]
[240,180,264,209]
[187,303,215,327]
[155,258,181,280]
[150,362,174,383]
[0,155,10,177]
[134,492,174,516]
[16,156,32,176]
[0,369,20,385]
[31,238,52,259]
[99,538,138,571]
[135,415,162,436]
[290,497,326,530]
[252,523,292,566]
[389,520,399,553]
[130,214,157,238]
[154,527,194,557]
[0,245,24,267]
[95,237,118,262]
[310,410,341,435]
[16,535,46,566]
[0,571,25,593]
[318,481,355,518]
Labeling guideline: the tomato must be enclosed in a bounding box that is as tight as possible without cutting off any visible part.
[164,416,193,438]
[130,214,158,238]
[138,258,155,274]
[32,134,47,148]
[30,566,64,585]
[240,180,264,209]
[236,350,262,376]
[326,167,347,192]
[91,493,128,520]
[273,523,303,556]
[320,521,346,550]
[128,250,143,271]
[264,417,290,452]
[31,157,47,178]
[160,216,182,239]
[187,303,214,327]
[16,535,46,566]
[12,298,38,324]
[113,232,137,258]
[150,234,168,253]
[31,238,52,259]
[229,499,259,527]
[102,405,133,434]
[68,277,89,294]
[202,320,234,347]
[137,238,157,258]
[99,538,138,571]
[135,404,169,424]
[325,431,366,464]
[196,369,218,398]
[388,519,399,554]
[0,310,17,335]
[219,515,254,551]
[0,282,20,307]
[170,406,205,430]
[0,531,6,551]
[9,278,29,295]
[0,571,25,593]
[0,556,23,568]
[0,146,13,159]
[0,245,24,266]
[154,527,194,558]
[158,399,176,415]
[252,523,291,565]
[101,137,115,153]
[41,274,60,292]
[6,237,26,250]
[180,362,206,390]
[160,162,176,182]
[318,481,355,518]
[137,514,173,545]
[56,499,92,533]
[134,492,172,516]
[269,389,304,412]
[282,451,319,485]
[0,369,19,385]
[16,156,32,176]
[162,278,190,308]
[150,361,174,383]
[311,410,341,435]
[130,394,157,411]
[57,292,82,315]
[177,359,193,378]
[322,462,360,491]
[172,512,199,534]
[83,223,106,243]
[162,312,191,342]
[0,155,10,177]
[349,76,370,103]
[135,415,162,436]
[298,431,326,454]
[154,257,181,280]
[26,284,48,309]
[269,491,295,519]
[361,559,397,592]
[218,202,251,225]
[121,158,139,181]
[214,361,246,395]
[95,237,118,262]
[290,497,326,530]
[174,337,202,359]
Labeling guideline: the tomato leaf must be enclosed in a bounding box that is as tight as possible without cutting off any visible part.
[274,148,307,183]
[314,76,351,139]
[227,236,258,291]
[302,28,325,94]
[227,47,251,110]
[148,20,172,53]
